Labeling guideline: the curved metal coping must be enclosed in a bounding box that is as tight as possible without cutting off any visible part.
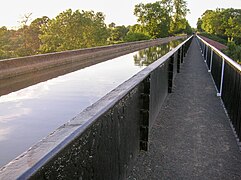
[196,35,241,72]
[0,35,193,179]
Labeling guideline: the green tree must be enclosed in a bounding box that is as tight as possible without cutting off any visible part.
[201,10,221,35]
[221,9,241,42]
[124,32,151,42]
[109,25,129,43]
[134,0,190,38]
[123,24,151,42]
[40,9,109,53]
[134,1,173,38]
[27,16,50,54]
[197,18,203,32]
[198,8,241,43]
[198,8,241,63]
[0,26,14,59]
[170,0,189,34]
[13,16,50,57]
[183,20,192,35]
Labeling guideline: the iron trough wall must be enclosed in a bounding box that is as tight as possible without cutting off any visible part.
[0,36,193,180]
[0,36,186,80]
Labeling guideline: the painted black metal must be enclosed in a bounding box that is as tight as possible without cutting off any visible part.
[177,49,181,73]
[206,46,211,67]
[30,84,143,180]
[173,52,178,78]
[211,53,222,91]
[168,55,174,93]
[197,35,241,143]
[140,76,150,151]
[149,62,169,127]
[222,62,241,140]
[204,44,207,59]
[0,36,193,180]
[181,46,184,63]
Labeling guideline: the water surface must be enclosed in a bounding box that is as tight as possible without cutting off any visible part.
[0,40,183,167]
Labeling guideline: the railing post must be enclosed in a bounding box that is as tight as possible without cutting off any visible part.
[181,46,184,63]
[205,45,208,62]
[140,76,150,151]
[199,39,202,50]
[168,55,174,93]
[184,43,188,57]
[208,49,213,72]
[217,57,225,97]
[177,49,181,73]
[203,44,205,57]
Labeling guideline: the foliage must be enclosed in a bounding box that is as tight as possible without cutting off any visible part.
[134,0,191,38]
[198,8,241,63]
[124,32,151,42]
[223,41,241,63]
[123,24,151,42]
[0,26,14,59]
[108,25,129,43]
[40,9,109,53]
[170,0,189,34]
[0,3,192,60]
[197,8,241,44]
[196,18,203,32]
[134,1,172,38]
[0,16,50,59]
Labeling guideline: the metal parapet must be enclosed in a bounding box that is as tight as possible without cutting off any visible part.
[0,36,193,180]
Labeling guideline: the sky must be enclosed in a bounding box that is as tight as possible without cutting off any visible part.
[1,0,241,29]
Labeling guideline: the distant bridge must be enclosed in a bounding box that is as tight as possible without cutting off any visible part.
[0,35,241,179]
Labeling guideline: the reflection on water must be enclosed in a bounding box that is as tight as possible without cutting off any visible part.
[0,39,185,167]
[134,40,182,66]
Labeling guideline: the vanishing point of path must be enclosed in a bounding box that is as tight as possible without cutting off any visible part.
[127,38,241,179]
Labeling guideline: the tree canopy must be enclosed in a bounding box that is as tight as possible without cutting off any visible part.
[0,2,192,60]
[197,8,241,63]
[197,8,241,43]
[134,0,191,38]
[40,9,109,53]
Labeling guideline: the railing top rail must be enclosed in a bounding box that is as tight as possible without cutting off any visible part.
[0,35,192,179]
[196,35,241,72]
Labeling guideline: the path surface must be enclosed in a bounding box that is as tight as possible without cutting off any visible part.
[127,37,241,179]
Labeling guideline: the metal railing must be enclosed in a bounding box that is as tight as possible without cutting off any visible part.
[0,36,193,180]
[196,35,241,143]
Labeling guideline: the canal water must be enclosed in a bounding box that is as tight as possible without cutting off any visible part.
[0,39,184,167]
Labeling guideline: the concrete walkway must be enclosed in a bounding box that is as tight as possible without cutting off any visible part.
[127,38,241,179]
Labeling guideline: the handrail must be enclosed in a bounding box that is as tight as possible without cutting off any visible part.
[196,35,241,72]
[196,34,241,144]
[0,35,193,179]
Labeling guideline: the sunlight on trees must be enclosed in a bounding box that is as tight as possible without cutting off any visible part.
[197,8,241,63]
[134,0,191,38]
[0,0,192,60]
[40,9,109,53]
